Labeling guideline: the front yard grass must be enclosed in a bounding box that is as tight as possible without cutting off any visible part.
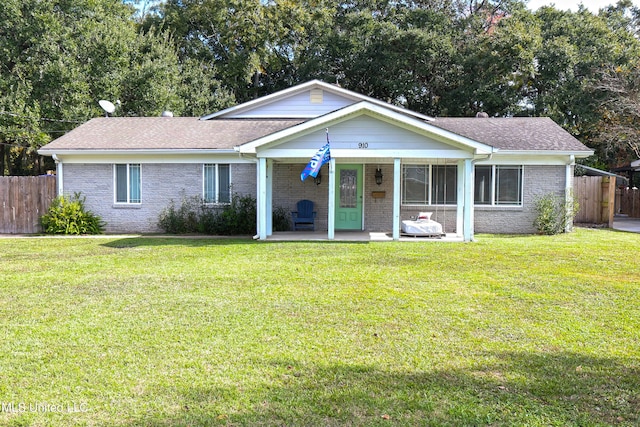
[0,228,638,426]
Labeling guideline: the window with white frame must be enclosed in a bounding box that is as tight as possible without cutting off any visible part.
[402,164,457,205]
[432,165,457,204]
[114,164,141,204]
[402,165,428,204]
[204,164,231,204]
[474,165,523,206]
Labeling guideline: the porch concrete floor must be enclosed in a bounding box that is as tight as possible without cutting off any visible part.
[265,231,464,242]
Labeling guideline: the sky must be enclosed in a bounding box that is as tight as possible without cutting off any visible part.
[527,0,640,12]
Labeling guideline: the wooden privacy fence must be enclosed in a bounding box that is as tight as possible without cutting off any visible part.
[617,187,640,218]
[0,176,57,234]
[573,176,616,226]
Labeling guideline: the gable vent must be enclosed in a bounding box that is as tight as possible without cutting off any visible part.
[310,89,323,104]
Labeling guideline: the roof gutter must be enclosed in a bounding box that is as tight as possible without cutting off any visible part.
[38,148,240,156]
[473,146,494,164]
[493,149,594,157]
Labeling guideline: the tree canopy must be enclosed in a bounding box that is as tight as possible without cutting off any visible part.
[2,0,640,175]
[0,0,233,175]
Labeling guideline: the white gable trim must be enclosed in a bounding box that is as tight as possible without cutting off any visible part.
[200,80,434,122]
[237,101,495,156]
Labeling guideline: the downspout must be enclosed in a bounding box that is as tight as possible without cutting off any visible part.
[52,154,63,196]
[235,145,261,239]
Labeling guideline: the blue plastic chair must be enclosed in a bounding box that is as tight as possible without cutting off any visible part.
[291,199,317,231]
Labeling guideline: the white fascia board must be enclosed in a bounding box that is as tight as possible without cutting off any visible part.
[200,80,434,122]
[493,149,594,158]
[258,148,473,159]
[631,158,640,168]
[38,149,238,156]
[238,101,494,155]
[38,149,248,164]
[475,152,586,166]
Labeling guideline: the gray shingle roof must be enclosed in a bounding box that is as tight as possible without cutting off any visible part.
[40,115,592,154]
[39,117,305,151]
[430,117,592,152]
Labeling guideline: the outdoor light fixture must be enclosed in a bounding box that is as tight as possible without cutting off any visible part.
[375,168,383,185]
[314,171,322,186]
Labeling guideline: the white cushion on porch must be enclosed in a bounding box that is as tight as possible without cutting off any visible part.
[401,218,443,236]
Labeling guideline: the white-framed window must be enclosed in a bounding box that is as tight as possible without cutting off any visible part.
[114,164,141,204]
[402,164,457,205]
[203,164,231,204]
[475,165,523,206]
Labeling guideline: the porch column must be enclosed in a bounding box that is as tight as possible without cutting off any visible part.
[392,158,401,240]
[266,159,273,236]
[461,159,474,242]
[457,160,464,237]
[328,158,336,240]
[565,155,575,233]
[257,157,267,240]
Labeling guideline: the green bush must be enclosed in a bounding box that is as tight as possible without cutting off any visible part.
[533,193,579,235]
[158,193,259,235]
[157,196,202,234]
[41,193,105,235]
[273,206,291,231]
[208,193,257,235]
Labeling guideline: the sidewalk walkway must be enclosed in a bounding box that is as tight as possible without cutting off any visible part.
[612,216,640,233]
[265,231,464,242]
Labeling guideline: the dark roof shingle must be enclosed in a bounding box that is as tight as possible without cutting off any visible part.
[40,117,305,151]
[430,117,591,152]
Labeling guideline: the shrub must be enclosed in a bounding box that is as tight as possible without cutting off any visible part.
[200,194,257,235]
[41,193,105,235]
[157,196,201,234]
[273,206,291,231]
[533,193,579,235]
[158,193,258,235]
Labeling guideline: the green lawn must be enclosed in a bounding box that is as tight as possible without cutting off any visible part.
[0,229,639,426]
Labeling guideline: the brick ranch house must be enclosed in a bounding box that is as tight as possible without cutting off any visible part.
[38,80,593,241]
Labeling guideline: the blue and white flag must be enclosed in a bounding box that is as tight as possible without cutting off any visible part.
[300,131,331,181]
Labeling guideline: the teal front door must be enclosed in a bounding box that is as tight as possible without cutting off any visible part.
[335,164,363,230]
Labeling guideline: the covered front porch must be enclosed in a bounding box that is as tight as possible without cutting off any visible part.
[254,158,476,242]
[236,102,495,242]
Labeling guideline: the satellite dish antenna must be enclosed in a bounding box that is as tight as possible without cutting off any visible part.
[98,100,116,117]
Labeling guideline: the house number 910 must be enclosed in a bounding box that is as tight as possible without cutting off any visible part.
[358,142,369,149]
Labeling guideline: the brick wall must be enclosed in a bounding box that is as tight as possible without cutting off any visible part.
[364,164,394,231]
[273,163,568,235]
[273,163,329,230]
[474,165,567,234]
[63,161,568,235]
[273,163,398,232]
[231,163,257,198]
[63,163,256,233]
[272,163,458,233]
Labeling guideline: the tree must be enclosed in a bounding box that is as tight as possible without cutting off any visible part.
[146,0,336,103]
[590,65,640,166]
[4,0,639,174]
[440,5,541,116]
[0,0,231,175]
[531,5,640,130]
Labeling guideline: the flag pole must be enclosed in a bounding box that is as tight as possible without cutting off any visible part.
[326,128,330,172]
